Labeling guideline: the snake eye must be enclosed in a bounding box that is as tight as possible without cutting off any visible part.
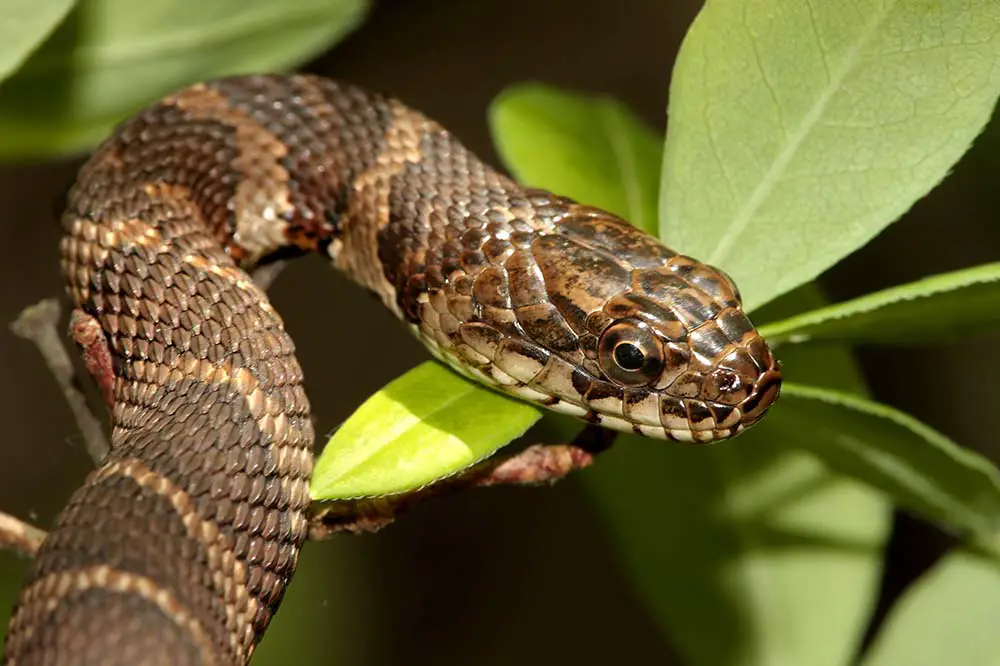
[598,318,665,387]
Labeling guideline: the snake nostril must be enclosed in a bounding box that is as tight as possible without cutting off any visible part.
[742,371,782,423]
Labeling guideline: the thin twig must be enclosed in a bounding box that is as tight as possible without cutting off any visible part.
[10,299,109,463]
[0,511,47,557]
[251,260,288,290]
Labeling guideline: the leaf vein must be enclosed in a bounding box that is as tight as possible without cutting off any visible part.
[708,0,899,267]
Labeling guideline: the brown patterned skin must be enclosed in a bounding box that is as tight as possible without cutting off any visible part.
[3,74,780,665]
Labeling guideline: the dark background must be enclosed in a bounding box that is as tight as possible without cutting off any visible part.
[0,0,997,663]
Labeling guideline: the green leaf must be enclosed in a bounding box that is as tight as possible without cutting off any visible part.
[661,0,1000,311]
[0,0,369,160]
[490,83,661,234]
[860,547,1000,666]
[0,0,75,83]
[779,382,1000,538]
[310,362,541,500]
[584,286,891,666]
[761,262,1000,346]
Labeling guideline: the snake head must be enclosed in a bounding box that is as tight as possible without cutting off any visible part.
[453,205,782,443]
[413,195,780,443]
[584,254,783,442]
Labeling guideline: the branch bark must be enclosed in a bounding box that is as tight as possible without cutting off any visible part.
[0,511,47,558]
[10,299,109,463]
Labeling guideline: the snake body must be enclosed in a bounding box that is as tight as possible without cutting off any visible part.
[3,75,780,665]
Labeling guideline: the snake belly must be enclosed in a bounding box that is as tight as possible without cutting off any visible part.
[3,74,780,665]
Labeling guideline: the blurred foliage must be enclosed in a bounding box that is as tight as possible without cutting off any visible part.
[0,0,368,159]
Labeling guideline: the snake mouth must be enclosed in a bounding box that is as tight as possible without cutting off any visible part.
[535,392,744,443]
[528,356,782,443]
[437,348,782,444]
[503,372,775,444]
[425,321,781,444]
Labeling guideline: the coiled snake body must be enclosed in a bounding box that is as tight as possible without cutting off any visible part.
[3,75,780,665]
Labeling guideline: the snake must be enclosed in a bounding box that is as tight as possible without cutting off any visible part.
[2,74,781,665]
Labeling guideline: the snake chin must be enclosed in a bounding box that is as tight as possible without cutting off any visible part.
[547,366,781,444]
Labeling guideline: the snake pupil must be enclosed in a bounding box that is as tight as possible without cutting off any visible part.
[598,318,665,387]
[614,342,645,370]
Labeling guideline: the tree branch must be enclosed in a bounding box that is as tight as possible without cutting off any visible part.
[10,299,109,463]
[0,511,47,558]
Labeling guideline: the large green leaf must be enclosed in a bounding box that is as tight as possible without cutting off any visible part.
[859,546,1000,666]
[0,0,75,83]
[0,0,369,159]
[310,362,541,500]
[490,83,661,234]
[760,261,1000,346]
[661,0,1000,310]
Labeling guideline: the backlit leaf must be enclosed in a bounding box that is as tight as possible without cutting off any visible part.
[661,0,1000,310]
[310,362,541,500]
[860,546,1000,666]
[0,0,369,159]
[490,83,661,234]
[780,382,1000,538]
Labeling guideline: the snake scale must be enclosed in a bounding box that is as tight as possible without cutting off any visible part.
[3,74,780,665]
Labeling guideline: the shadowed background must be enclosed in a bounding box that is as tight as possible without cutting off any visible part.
[0,0,996,663]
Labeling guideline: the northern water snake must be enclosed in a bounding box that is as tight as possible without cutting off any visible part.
[3,74,781,665]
